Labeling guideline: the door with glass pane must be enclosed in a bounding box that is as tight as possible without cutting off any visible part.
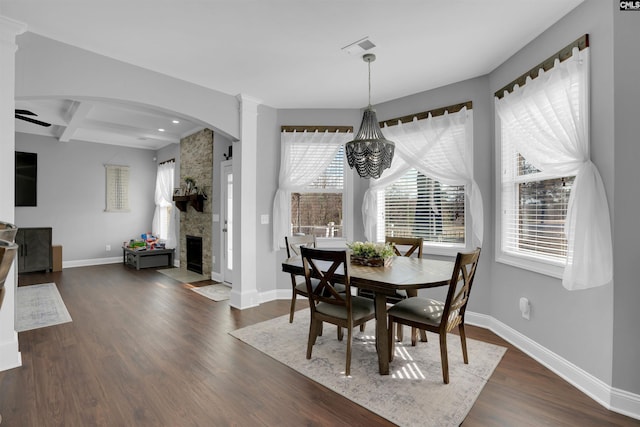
[221,162,233,284]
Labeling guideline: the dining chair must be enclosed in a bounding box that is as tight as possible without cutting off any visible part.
[301,247,375,376]
[285,234,317,323]
[387,247,481,384]
[359,236,424,342]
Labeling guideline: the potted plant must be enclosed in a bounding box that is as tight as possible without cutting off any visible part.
[184,177,196,194]
[346,241,395,267]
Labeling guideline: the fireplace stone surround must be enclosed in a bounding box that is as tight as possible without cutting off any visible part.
[179,128,213,277]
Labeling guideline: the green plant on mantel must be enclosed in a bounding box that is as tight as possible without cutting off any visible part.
[346,241,394,259]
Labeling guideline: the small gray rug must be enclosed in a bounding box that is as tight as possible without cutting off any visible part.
[157,268,209,283]
[191,284,231,301]
[16,283,72,332]
[231,314,506,427]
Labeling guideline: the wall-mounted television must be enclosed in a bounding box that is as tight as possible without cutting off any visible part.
[15,151,37,207]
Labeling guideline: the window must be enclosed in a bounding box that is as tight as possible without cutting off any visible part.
[363,105,480,255]
[291,146,344,238]
[105,164,129,212]
[152,160,176,246]
[376,169,465,245]
[501,141,575,267]
[272,129,352,251]
[495,41,612,289]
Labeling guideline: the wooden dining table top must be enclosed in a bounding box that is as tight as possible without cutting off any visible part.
[282,254,454,295]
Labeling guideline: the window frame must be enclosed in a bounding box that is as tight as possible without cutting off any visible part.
[495,117,570,279]
[286,145,353,244]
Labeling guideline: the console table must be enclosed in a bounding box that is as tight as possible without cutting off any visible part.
[122,247,175,270]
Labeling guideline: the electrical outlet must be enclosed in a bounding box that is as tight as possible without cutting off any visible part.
[106,244,111,251]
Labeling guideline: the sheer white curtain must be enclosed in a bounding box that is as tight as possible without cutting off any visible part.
[495,47,612,290]
[363,108,483,247]
[152,161,177,249]
[272,130,351,251]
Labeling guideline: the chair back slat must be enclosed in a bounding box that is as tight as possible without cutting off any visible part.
[301,247,351,309]
[443,248,481,332]
[385,236,424,258]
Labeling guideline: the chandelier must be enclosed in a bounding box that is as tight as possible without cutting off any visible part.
[345,53,395,179]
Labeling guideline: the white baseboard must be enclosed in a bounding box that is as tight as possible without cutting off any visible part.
[465,311,640,421]
[63,256,121,268]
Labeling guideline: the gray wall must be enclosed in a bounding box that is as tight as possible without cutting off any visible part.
[613,3,640,394]
[488,0,615,384]
[15,132,157,262]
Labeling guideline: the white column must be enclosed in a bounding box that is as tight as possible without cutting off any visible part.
[0,16,26,372]
[229,94,260,309]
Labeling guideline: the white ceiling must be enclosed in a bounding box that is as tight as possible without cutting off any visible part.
[3,0,583,149]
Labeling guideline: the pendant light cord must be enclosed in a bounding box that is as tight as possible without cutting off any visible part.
[368,59,372,108]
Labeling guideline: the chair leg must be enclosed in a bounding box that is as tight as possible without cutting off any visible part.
[345,325,353,376]
[289,293,297,323]
[396,323,403,342]
[307,318,321,359]
[439,333,449,384]
[419,328,428,342]
[337,326,344,341]
[411,327,418,347]
[459,323,469,364]
[360,323,366,332]
[388,319,395,362]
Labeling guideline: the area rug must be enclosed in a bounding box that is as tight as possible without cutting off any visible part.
[15,283,72,332]
[191,284,231,301]
[157,268,209,283]
[230,314,506,427]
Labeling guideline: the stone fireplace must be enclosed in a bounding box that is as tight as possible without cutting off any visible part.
[179,128,213,276]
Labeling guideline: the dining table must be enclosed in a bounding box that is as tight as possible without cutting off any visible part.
[282,254,455,375]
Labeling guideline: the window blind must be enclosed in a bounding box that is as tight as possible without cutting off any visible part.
[376,170,464,244]
[501,122,574,263]
[105,164,130,212]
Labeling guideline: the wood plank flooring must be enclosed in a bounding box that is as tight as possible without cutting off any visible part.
[0,264,637,426]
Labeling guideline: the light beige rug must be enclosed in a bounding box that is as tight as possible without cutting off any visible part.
[157,268,209,283]
[16,283,72,332]
[230,314,506,427]
[191,284,231,301]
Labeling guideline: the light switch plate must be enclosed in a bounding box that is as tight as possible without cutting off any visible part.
[260,214,269,225]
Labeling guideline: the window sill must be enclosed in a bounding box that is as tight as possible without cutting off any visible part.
[496,251,564,279]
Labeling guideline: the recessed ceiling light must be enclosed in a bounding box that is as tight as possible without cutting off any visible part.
[158,128,165,132]
[172,120,180,124]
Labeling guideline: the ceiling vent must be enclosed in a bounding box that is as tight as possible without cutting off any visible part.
[341,37,376,55]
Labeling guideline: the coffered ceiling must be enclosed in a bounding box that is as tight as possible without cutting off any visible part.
[3,0,584,150]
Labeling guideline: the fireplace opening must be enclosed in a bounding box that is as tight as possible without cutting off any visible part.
[186,235,203,274]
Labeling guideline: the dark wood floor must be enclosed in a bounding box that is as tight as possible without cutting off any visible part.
[0,264,637,426]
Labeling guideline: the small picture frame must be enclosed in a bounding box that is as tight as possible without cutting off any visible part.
[174,188,182,196]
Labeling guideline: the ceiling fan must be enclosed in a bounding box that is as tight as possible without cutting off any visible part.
[15,109,51,127]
